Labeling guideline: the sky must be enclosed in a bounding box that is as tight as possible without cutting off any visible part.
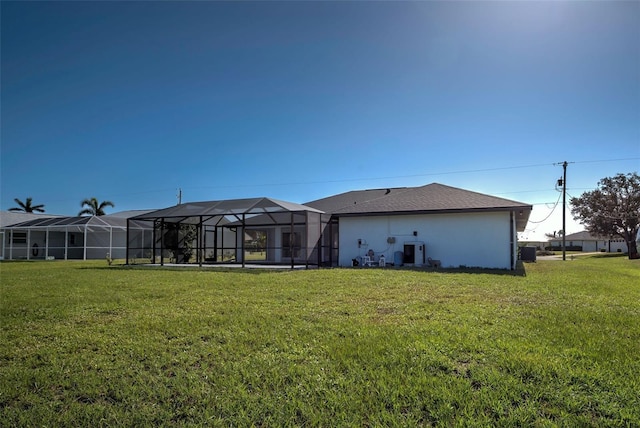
[1,1,638,240]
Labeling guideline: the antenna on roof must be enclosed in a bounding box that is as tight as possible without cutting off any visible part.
[177,188,182,205]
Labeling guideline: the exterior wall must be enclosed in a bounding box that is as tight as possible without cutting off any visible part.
[608,239,628,253]
[338,211,514,269]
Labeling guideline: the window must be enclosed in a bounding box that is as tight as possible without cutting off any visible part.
[12,232,27,244]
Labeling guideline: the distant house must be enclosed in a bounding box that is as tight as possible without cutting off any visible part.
[126,183,532,270]
[547,231,628,253]
[0,211,63,260]
[1,211,154,260]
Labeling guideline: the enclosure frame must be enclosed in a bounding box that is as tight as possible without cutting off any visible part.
[1,215,151,260]
[126,198,337,269]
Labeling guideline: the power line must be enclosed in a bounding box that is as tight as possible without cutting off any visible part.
[177,156,639,192]
[527,192,562,224]
[19,156,637,208]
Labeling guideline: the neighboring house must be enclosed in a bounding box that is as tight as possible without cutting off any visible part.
[0,211,63,260]
[126,183,532,270]
[547,231,628,253]
[305,183,531,270]
[1,210,154,260]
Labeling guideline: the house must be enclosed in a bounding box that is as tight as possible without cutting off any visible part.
[305,183,531,270]
[125,183,532,270]
[1,210,154,260]
[547,231,628,253]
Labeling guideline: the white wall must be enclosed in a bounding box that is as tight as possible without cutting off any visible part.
[339,211,514,269]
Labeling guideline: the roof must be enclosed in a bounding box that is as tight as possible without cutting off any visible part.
[131,197,324,223]
[0,211,63,228]
[1,211,151,230]
[549,231,610,241]
[306,183,532,230]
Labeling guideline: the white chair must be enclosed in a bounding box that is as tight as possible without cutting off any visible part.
[362,256,373,267]
[379,255,386,267]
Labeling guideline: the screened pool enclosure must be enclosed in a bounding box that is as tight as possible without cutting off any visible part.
[2,213,151,260]
[127,198,338,268]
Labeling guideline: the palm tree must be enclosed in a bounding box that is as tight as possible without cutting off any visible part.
[9,197,45,213]
[78,197,115,216]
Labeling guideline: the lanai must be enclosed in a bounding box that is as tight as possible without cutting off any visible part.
[126,197,336,268]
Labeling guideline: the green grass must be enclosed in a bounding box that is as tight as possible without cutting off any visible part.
[1,257,639,426]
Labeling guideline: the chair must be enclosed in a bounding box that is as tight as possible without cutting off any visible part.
[427,257,442,268]
[378,255,386,267]
[363,249,375,267]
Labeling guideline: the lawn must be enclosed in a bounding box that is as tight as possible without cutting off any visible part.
[1,257,639,426]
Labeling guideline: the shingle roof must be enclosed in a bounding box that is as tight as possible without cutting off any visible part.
[306,183,530,214]
[305,183,532,230]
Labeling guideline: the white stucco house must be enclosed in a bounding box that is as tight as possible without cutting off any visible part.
[547,231,629,253]
[305,183,531,270]
[125,183,532,270]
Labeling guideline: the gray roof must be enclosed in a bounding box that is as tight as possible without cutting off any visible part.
[306,183,532,230]
[131,197,324,223]
[550,231,610,241]
[1,211,151,230]
[0,211,63,228]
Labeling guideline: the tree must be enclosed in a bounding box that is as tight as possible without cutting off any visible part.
[78,197,115,216]
[9,197,45,213]
[570,172,640,259]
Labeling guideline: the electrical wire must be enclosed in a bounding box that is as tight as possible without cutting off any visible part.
[527,191,562,224]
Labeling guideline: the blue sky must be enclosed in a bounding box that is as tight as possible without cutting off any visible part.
[1,1,638,238]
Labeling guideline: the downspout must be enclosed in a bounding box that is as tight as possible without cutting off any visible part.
[65,229,68,260]
[9,230,14,260]
[27,229,31,261]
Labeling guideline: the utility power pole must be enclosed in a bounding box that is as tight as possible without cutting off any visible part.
[561,161,567,261]
[555,161,569,261]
